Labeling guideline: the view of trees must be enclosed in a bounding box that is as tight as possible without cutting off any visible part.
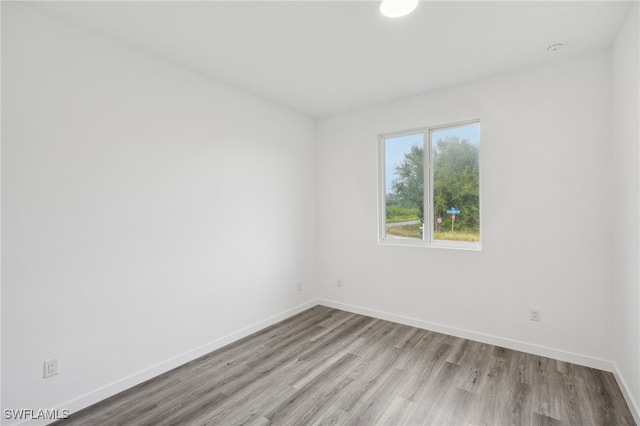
[389,145,425,222]
[386,135,479,241]
[432,136,480,232]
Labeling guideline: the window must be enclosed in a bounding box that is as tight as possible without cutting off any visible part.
[379,121,481,249]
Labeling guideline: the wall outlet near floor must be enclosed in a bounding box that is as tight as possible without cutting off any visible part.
[44,358,59,378]
[529,308,540,322]
[297,282,302,291]
[337,279,343,287]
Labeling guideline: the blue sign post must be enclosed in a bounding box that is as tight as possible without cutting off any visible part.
[446,207,461,232]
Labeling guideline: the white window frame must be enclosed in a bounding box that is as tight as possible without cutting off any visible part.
[378,119,481,250]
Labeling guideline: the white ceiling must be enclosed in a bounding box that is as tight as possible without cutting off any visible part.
[23,1,632,118]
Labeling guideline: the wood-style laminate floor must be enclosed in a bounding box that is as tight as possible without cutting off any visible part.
[56,306,636,426]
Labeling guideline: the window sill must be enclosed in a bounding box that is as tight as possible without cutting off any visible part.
[379,236,482,251]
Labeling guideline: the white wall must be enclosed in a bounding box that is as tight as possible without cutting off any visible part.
[317,50,614,368]
[1,3,316,422]
[612,2,640,420]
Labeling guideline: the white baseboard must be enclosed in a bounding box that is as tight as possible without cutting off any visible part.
[612,362,640,425]
[33,299,319,426]
[318,299,613,372]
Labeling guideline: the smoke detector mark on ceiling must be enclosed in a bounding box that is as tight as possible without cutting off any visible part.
[547,43,564,53]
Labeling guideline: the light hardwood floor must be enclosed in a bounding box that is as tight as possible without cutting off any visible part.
[56,306,636,425]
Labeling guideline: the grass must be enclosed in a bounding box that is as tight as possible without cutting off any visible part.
[434,230,480,242]
[386,216,420,224]
[386,223,422,238]
[386,223,480,242]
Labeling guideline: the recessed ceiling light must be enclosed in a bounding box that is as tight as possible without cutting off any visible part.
[380,0,419,18]
[547,43,564,53]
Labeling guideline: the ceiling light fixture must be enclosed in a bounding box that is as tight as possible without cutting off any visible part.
[380,0,418,18]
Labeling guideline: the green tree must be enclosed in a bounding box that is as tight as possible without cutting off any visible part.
[390,137,479,231]
[391,145,424,221]
[433,136,479,231]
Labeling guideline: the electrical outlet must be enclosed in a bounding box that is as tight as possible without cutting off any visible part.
[44,359,59,378]
[337,279,343,287]
[297,282,302,291]
[529,309,540,322]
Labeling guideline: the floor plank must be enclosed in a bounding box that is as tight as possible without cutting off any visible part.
[55,306,636,426]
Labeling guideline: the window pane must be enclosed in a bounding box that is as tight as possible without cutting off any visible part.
[432,124,480,242]
[384,133,424,240]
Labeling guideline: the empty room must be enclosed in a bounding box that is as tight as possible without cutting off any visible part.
[2,0,639,425]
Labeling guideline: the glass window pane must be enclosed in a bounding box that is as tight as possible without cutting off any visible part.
[384,133,424,240]
[432,124,480,243]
